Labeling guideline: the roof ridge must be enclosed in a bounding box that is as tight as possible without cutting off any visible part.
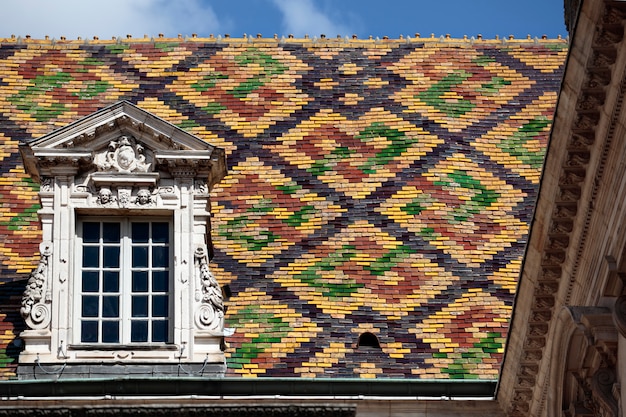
[0,33,568,46]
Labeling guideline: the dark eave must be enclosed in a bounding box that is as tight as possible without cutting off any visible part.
[0,377,496,399]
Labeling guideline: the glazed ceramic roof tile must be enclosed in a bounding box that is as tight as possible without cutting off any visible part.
[0,38,567,379]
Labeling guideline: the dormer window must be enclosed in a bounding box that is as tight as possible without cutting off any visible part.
[17,101,227,379]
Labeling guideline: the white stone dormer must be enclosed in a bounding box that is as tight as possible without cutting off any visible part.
[17,101,227,379]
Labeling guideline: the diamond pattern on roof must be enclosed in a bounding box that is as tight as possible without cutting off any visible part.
[0,48,139,136]
[390,47,534,132]
[0,40,566,379]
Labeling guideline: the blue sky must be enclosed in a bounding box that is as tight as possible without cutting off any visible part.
[2,0,567,41]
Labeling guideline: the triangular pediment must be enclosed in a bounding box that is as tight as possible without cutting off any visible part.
[20,101,226,189]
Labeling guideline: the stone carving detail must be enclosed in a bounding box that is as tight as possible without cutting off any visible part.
[134,188,154,206]
[194,246,224,331]
[194,182,209,195]
[97,187,116,206]
[570,133,596,148]
[592,51,615,68]
[604,5,626,25]
[559,170,585,186]
[41,177,53,193]
[564,152,590,167]
[591,368,618,417]
[21,242,53,329]
[522,349,542,362]
[157,186,175,195]
[94,135,150,173]
[523,337,546,350]
[550,219,573,235]
[118,189,131,208]
[576,94,603,111]
[572,367,619,417]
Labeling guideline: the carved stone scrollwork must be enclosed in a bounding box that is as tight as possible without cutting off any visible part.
[604,5,626,26]
[194,182,209,195]
[591,368,619,417]
[194,246,224,331]
[94,135,151,173]
[21,242,53,330]
[40,177,53,193]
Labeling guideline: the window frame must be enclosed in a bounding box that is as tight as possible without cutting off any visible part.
[73,216,174,347]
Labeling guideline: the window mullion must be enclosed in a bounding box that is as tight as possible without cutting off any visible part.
[121,218,133,344]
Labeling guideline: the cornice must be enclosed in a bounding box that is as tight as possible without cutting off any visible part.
[505,1,626,416]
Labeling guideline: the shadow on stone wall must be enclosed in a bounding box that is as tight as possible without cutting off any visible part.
[0,278,27,379]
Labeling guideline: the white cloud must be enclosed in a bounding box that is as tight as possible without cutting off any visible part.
[271,0,353,38]
[0,0,222,39]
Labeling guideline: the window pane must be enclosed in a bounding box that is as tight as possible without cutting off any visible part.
[152,246,169,268]
[103,271,119,292]
[81,321,98,343]
[152,223,169,243]
[82,271,99,292]
[79,218,172,345]
[131,321,148,342]
[102,223,121,243]
[152,320,168,343]
[82,296,99,318]
[132,246,148,268]
[132,271,148,292]
[152,271,168,292]
[103,246,120,268]
[102,296,119,318]
[152,295,168,317]
[132,223,149,243]
[132,296,148,317]
[82,247,99,268]
[102,321,119,343]
[82,222,100,243]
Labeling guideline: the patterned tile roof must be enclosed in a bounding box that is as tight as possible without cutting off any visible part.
[0,37,567,379]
